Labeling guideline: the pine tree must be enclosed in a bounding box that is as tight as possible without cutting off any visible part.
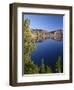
[24,60,39,74]
[55,56,62,73]
[45,65,52,73]
[24,18,39,74]
[39,58,45,73]
[24,18,36,63]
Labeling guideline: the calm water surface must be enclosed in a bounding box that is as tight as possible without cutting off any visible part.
[31,39,63,71]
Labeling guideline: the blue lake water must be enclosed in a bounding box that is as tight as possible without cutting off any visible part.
[31,39,63,71]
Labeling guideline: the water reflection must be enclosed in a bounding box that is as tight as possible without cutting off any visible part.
[35,36,63,43]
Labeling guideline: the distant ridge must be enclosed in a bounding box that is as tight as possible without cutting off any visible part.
[31,28,63,41]
[31,28,63,33]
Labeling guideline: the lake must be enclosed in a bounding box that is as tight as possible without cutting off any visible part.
[31,39,63,72]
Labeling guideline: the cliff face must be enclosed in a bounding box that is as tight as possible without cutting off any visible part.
[31,29,63,41]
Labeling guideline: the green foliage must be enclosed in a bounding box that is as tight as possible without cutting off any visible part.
[24,18,36,64]
[45,66,52,73]
[24,61,39,74]
[39,58,45,73]
[55,56,62,73]
[24,18,39,74]
[39,58,52,73]
[24,19,35,54]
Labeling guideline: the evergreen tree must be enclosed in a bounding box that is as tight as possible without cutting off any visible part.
[45,65,52,73]
[24,18,36,63]
[55,56,62,73]
[39,58,45,73]
[24,60,39,74]
[24,18,39,74]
